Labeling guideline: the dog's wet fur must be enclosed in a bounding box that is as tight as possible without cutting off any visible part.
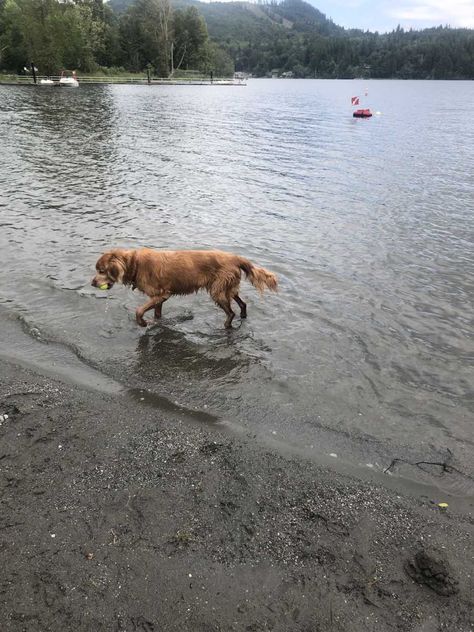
[92,248,278,328]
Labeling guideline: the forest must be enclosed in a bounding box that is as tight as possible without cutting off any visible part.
[1,0,473,79]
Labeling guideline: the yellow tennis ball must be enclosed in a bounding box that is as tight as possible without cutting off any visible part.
[98,283,109,290]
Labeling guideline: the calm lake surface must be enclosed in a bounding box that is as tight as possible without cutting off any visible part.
[1,80,473,493]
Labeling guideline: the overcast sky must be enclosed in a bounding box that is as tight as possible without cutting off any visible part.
[313,0,474,32]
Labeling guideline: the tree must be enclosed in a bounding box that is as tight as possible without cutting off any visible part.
[0,0,108,74]
[205,40,234,76]
[120,0,171,75]
[172,7,208,74]
[1,0,473,79]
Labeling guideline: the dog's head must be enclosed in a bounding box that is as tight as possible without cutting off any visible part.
[91,249,130,289]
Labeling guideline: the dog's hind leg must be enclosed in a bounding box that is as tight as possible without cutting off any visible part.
[218,299,235,329]
[210,288,235,329]
[233,294,247,319]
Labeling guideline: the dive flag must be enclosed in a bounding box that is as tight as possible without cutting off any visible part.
[351,96,360,106]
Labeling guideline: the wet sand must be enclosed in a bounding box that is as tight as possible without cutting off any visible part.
[1,359,473,632]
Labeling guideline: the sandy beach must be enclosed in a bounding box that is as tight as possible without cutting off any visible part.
[1,358,473,631]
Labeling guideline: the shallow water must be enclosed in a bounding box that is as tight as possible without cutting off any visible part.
[1,80,473,488]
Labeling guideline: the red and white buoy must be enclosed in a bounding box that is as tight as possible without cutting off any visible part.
[351,95,372,118]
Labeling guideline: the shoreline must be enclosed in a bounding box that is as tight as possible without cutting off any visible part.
[0,77,244,87]
[1,358,473,631]
[2,316,472,512]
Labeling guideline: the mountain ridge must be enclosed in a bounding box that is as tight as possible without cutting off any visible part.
[107,0,474,79]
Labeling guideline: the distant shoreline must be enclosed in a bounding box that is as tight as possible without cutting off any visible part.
[1,75,472,87]
[0,75,244,87]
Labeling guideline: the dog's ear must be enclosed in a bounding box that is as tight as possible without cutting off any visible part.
[108,253,127,282]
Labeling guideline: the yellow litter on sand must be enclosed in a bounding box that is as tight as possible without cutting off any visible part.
[438,502,449,509]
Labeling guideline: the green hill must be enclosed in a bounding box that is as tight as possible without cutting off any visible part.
[3,0,472,78]
[110,0,342,38]
[106,0,474,79]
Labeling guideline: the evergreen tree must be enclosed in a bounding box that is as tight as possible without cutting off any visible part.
[0,0,472,79]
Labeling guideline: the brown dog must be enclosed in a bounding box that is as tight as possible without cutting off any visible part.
[91,248,278,328]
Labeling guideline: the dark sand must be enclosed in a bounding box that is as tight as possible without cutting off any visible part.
[1,360,473,631]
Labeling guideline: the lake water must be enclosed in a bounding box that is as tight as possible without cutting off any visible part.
[1,79,473,495]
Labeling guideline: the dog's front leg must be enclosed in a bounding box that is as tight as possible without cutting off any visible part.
[135,296,162,327]
[135,292,170,327]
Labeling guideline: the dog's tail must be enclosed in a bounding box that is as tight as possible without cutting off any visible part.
[238,258,278,294]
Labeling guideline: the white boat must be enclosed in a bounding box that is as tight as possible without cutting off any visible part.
[59,77,79,87]
[39,78,55,86]
[59,72,79,87]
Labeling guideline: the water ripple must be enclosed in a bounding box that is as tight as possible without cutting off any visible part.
[1,79,473,477]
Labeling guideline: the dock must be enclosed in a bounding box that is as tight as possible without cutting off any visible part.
[0,75,246,87]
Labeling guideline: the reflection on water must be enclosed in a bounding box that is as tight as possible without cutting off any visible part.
[1,80,473,479]
[135,322,253,382]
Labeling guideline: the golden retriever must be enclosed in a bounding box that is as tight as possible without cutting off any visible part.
[91,248,278,328]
